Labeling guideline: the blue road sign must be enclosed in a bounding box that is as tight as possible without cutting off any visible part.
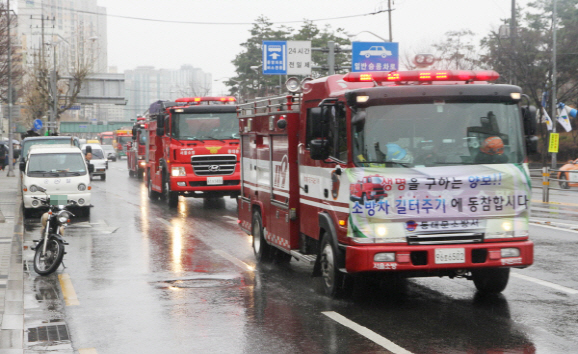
[33,119,43,130]
[351,42,399,72]
[262,41,287,75]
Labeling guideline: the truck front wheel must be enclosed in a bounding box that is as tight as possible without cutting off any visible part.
[472,268,510,294]
[164,177,179,208]
[252,211,272,262]
[319,233,349,297]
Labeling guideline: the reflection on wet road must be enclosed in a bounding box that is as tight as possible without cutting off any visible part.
[20,163,578,353]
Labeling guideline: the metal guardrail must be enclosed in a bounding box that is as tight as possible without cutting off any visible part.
[530,167,578,203]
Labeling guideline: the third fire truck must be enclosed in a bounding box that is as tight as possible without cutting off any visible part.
[127,116,147,178]
[237,69,538,296]
[145,97,240,208]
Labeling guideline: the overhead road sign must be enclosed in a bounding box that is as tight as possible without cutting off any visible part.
[352,42,399,72]
[33,119,43,130]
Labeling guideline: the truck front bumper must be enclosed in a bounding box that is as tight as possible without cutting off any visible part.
[345,240,533,274]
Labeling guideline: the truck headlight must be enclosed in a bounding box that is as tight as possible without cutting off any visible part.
[374,252,395,262]
[29,185,38,192]
[172,167,186,177]
[501,248,520,258]
[78,183,87,191]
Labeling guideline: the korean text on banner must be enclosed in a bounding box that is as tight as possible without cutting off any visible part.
[548,133,559,153]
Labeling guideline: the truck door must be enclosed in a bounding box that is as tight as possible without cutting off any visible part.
[267,135,292,251]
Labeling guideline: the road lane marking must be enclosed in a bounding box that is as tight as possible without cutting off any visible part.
[530,222,578,234]
[322,311,414,354]
[58,273,80,306]
[79,349,98,354]
[156,217,173,227]
[511,272,578,295]
[213,250,255,271]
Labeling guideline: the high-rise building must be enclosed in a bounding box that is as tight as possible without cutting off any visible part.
[17,0,108,73]
[124,65,212,121]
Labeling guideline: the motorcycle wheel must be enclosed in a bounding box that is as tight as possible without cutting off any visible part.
[33,237,65,275]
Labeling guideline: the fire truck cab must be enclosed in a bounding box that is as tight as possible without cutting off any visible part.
[145,97,241,208]
[237,70,538,297]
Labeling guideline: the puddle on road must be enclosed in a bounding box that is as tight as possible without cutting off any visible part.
[153,275,243,289]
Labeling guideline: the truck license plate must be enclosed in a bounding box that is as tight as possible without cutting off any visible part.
[207,177,223,185]
[435,248,465,264]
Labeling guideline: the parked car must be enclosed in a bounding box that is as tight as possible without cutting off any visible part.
[101,145,117,162]
[21,144,92,217]
[557,159,578,189]
[81,143,107,180]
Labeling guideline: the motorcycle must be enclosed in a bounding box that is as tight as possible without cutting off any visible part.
[30,186,74,275]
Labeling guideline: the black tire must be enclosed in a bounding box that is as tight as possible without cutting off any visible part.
[361,193,367,205]
[559,174,570,189]
[101,174,106,181]
[147,171,158,200]
[252,211,272,262]
[138,169,144,180]
[81,207,91,217]
[472,268,510,294]
[33,237,65,275]
[129,170,134,177]
[23,207,34,219]
[164,176,179,208]
[319,233,348,297]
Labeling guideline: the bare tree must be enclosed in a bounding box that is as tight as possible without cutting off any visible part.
[0,3,22,105]
[21,31,96,127]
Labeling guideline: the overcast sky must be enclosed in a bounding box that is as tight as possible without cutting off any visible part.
[97,0,532,95]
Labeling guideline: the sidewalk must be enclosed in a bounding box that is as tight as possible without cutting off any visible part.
[0,169,24,354]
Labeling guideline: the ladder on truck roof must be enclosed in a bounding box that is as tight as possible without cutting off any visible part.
[237,94,301,118]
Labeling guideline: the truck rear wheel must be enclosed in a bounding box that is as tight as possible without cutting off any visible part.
[147,171,159,200]
[472,268,510,294]
[252,211,272,262]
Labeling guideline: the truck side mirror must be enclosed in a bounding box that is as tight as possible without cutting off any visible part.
[156,116,165,136]
[521,105,537,136]
[310,139,330,160]
[19,161,25,171]
[526,135,539,154]
[308,107,324,138]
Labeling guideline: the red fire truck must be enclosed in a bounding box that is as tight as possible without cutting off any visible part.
[98,131,114,146]
[113,129,132,159]
[145,97,240,208]
[237,70,538,296]
[127,117,147,178]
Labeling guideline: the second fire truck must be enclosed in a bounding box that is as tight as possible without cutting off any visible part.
[127,116,147,178]
[237,69,538,297]
[145,97,241,208]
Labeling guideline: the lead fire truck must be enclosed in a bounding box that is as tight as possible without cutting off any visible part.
[237,70,538,296]
[127,116,147,178]
[113,129,132,159]
[145,97,241,208]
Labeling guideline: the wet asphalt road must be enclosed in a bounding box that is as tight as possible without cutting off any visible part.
[21,161,578,354]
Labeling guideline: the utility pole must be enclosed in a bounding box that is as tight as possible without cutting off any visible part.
[6,0,14,177]
[388,0,393,42]
[551,0,558,170]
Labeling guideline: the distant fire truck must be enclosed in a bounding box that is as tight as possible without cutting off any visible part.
[127,117,147,178]
[98,131,114,146]
[113,129,132,159]
[145,97,240,208]
[237,70,538,296]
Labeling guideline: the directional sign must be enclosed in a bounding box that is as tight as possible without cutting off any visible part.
[351,42,399,72]
[262,41,287,75]
[33,119,43,130]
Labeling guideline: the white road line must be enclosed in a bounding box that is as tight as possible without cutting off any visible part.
[511,272,578,295]
[530,222,578,234]
[322,311,414,354]
[222,215,237,221]
[213,250,255,272]
[156,217,173,227]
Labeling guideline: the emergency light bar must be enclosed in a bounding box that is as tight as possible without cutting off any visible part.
[175,96,236,103]
[342,70,500,83]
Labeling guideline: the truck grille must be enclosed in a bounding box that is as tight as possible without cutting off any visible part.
[407,232,483,245]
[191,154,237,176]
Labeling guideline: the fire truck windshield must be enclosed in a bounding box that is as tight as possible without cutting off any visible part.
[172,112,239,140]
[352,101,525,167]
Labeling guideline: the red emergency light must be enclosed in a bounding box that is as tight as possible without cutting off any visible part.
[342,70,500,83]
[175,96,236,103]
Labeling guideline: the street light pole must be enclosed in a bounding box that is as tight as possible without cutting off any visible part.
[551,0,558,170]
